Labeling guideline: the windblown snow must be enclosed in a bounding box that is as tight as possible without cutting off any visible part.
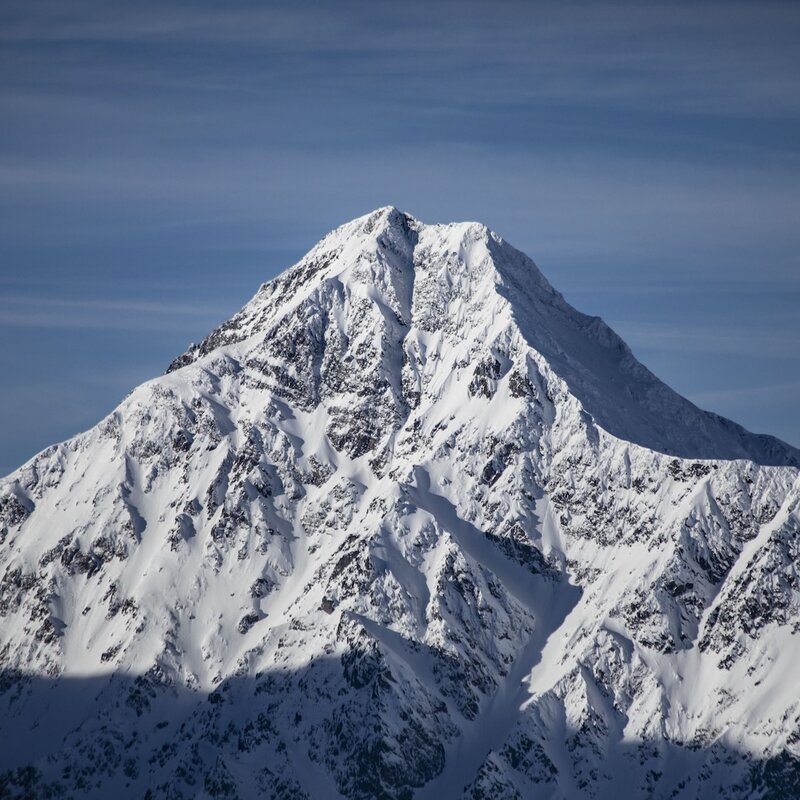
[1,207,799,799]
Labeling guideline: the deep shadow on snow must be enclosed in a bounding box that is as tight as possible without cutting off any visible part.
[1,661,799,800]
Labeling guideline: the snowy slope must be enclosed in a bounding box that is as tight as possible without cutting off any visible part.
[1,207,799,799]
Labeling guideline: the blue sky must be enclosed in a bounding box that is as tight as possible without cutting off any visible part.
[1,0,799,475]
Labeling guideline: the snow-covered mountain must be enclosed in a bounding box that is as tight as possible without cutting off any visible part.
[1,206,799,799]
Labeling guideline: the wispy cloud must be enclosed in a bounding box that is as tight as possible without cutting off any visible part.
[690,380,800,407]
[3,1,798,116]
[609,320,800,360]
[1,144,799,283]
[0,295,224,332]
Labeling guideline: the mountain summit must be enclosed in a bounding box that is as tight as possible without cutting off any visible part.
[170,206,797,466]
[1,208,799,799]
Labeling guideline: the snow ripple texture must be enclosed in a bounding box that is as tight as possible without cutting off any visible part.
[1,207,799,799]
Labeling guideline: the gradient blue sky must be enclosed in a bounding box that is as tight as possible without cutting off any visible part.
[1,0,799,475]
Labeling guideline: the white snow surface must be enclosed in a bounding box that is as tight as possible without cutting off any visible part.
[1,206,799,799]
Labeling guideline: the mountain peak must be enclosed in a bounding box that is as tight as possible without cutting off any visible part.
[167,209,799,467]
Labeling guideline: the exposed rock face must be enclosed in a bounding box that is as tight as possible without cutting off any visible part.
[1,206,799,799]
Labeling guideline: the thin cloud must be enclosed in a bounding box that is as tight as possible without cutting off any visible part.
[2,1,799,115]
[609,320,800,360]
[2,295,220,315]
[0,295,225,332]
[690,380,800,407]
[2,145,799,266]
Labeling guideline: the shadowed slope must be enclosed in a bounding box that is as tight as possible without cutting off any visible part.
[1,667,799,800]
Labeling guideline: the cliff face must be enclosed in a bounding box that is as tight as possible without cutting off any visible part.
[1,207,799,799]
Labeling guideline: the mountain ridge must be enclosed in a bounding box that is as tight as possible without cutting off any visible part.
[1,207,799,799]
